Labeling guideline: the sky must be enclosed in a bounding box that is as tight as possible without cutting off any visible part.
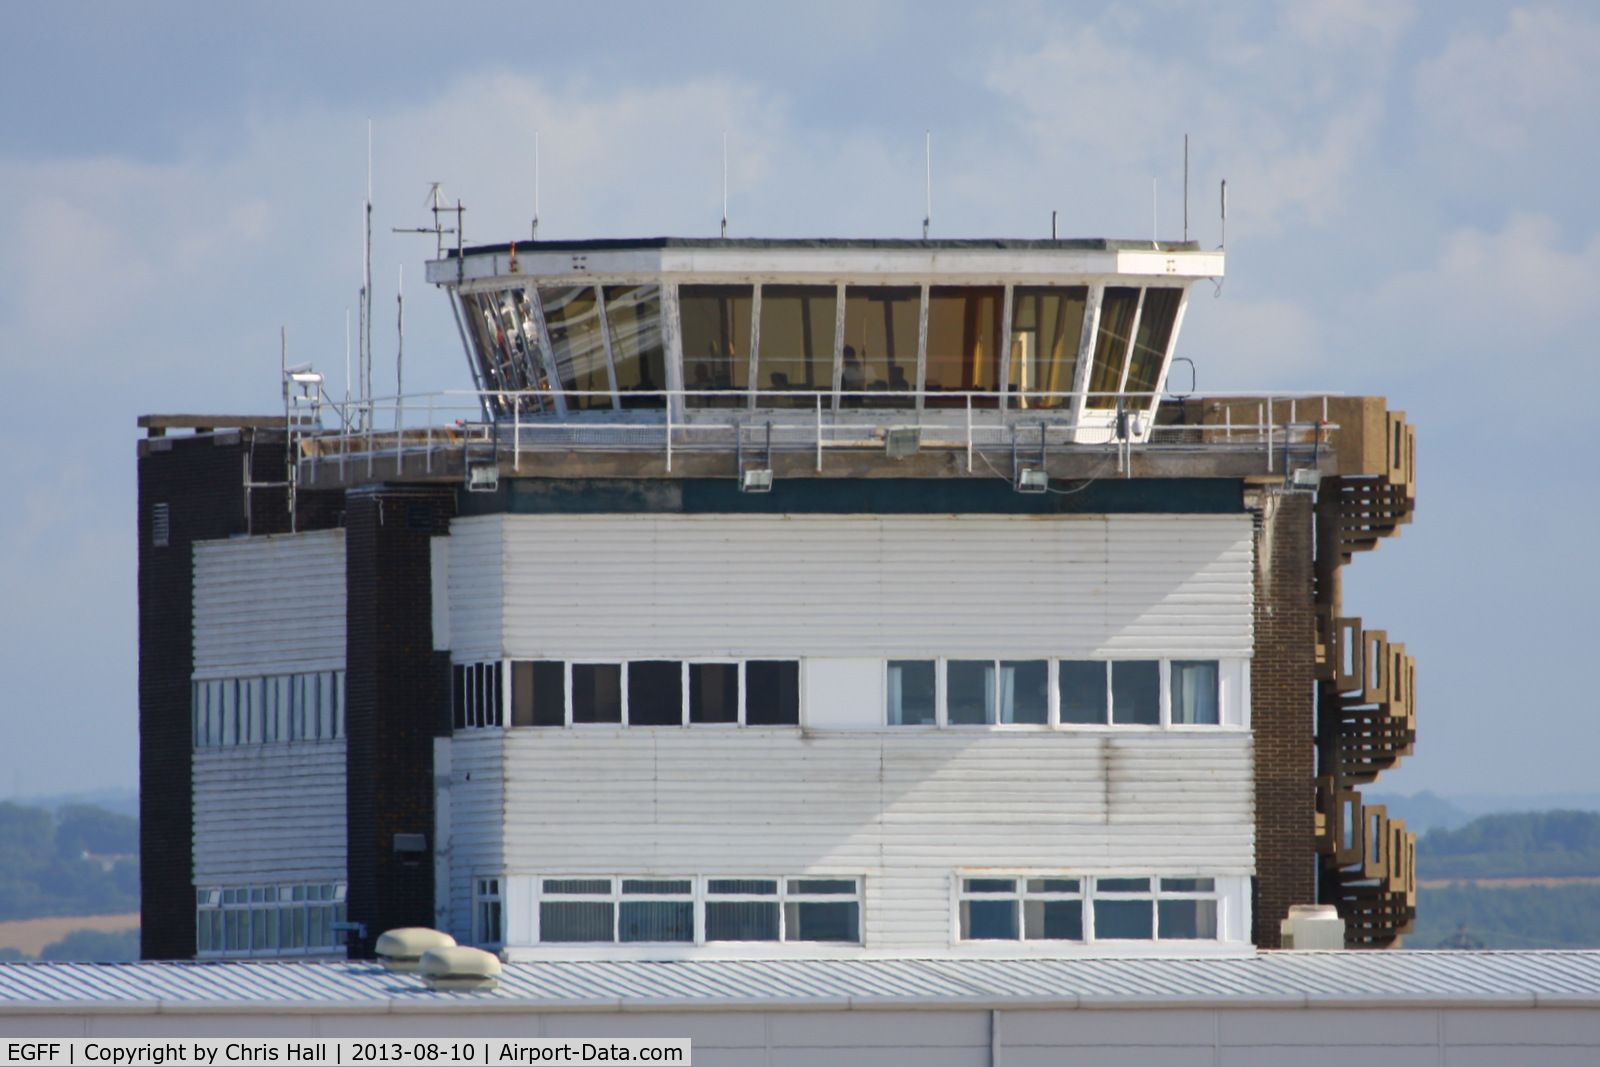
[1,0,1596,801]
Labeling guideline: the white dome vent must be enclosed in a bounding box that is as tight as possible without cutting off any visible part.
[374,928,457,972]
[418,945,503,990]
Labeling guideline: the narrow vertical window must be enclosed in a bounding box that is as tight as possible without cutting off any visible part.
[151,503,170,547]
[474,877,503,946]
[745,660,800,725]
[1122,287,1182,409]
[540,285,612,411]
[603,285,666,409]
[887,660,936,725]
[1086,287,1140,408]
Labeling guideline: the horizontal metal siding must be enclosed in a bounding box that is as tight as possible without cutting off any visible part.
[443,734,506,943]
[450,514,1252,661]
[490,730,1252,950]
[192,530,346,677]
[192,743,347,885]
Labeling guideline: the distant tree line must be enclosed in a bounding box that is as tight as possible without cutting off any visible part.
[1417,810,1600,879]
[0,803,139,923]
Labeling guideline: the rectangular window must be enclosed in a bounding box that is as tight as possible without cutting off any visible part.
[745,660,800,725]
[946,660,994,725]
[452,662,503,729]
[925,286,1003,408]
[887,660,937,725]
[840,286,920,408]
[619,880,694,943]
[540,285,613,411]
[474,877,503,946]
[704,879,780,942]
[539,879,615,942]
[998,660,1049,724]
[603,285,666,409]
[755,284,836,406]
[1009,286,1087,409]
[151,503,170,547]
[1122,287,1182,409]
[513,661,567,727]
[783,879,860,942]
[1170,661,1219,725]
[1157,877,1218,940]
[572,664,622,724]
[1086,286,1140,408]
[1111,661,1160,725]
[1093,877,1154,939]
[1024,878,1084,941]
[959,878,1020,940]
[680,284,753,406]
[689,663,739,724]
[195,882,347,957]
[628,661,683,726]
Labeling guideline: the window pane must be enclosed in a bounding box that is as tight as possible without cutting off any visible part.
[999,660,1048,724]
[755,285,836,407]
[543,879,611,894]
[1058,661,1106,724]
[840,286,919,408]
[623,880,693,894]
[963,879,1016,893]
[1009,286,1087,409]
[512,660,566,727]
[946,660,994,725]
[603,285,666,409]
[620,901,694,943]
[1025,899,1084,940]
[1111,661,1160,725]
[1171,661,1219,725]
[705,901,779,941]
[1122,287,1182,409]
[925,287,1002,408]
[1159,899,1218,940]
[1026,878,1080,893]
[1095,899,1154,939]
[689,663,739,724]
[1086,286,1140,409]
[540,901,614,942]
[785,901,859,942]
[1161,878,1216,893]
[572,664,622,724]
[960,899,1018,940]
[707,879,777,895]
[1098,878,1151,893]
[887,660,936,725]
[628,661,683,725]
[745,660,800,725]
[681,284,752,407]
[789,879,857,895]
[540,285,612,411]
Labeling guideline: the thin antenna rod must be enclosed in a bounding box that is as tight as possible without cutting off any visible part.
[1152,177,1158,244]
[1183,134,1189,243]
[1220,179,1228,249]
[1051,210,1057,240]
[532,130,540,240]
[923,131,931,239]
[396,264,405,416]
[344,309,352,413]
[721,131,728,239]
[360,119,374,427]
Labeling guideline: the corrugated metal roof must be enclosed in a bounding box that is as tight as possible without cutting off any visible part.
[5,953,1600,1013]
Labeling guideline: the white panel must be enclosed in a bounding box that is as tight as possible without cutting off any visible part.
[433,737,453,930]
[430,537,451,651]
[484,729,1253,952]
[462,514,1253,662]
[445,733,507,942]
[1221,659,1248,727]
[193,742,347,885]
[804,659,883,728]
[505,875,534,945]
[193,530,346,678]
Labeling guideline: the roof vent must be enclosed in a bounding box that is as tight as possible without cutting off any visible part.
[1279,904,1345,950]
[419,945,503,990]
[375,927,457,973]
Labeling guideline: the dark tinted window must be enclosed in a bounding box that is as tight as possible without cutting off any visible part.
[746,660,800,725]
[512,661,565,727]
[1111,661,1160,725]
[571,664,621,724]
[628,661,683,725]
[689,663,739,724]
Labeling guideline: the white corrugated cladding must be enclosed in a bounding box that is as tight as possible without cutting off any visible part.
[192,529,346,678]
[192,743,347,886]
[460,729,1251,951]
[441,733,506,943]
[445,514,1253,662]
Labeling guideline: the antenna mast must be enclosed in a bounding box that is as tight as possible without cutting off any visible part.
[396,264,404,427]
[720,131,728,238]
[532,130,540,240]
[1183,134,1189,243]
[1220,179,1228,249]
[359,120,374,429]
[923,131,931,239]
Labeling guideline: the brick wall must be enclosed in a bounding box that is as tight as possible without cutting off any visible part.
[344,486,456,957]
[137,430,341,959]
[1251,491,1318,947]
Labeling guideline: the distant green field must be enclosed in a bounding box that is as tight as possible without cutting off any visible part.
[1416,810,1600,880]
[1411,883,1600,949]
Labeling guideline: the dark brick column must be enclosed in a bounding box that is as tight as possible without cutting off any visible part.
[137,430,343,959]
[344,486,456,956]
[1250,491,1318,947]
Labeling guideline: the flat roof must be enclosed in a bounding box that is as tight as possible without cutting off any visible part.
[446,237,1207,258]
[4,954,1600,1014]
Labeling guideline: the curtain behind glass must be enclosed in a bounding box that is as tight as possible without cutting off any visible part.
[1009,286,1087,409]
[925,287,1002,408]
[1171,660,1219,724]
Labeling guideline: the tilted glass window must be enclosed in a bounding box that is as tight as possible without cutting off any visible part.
[603,285,666,409]
[540,285,612,411]
[925,287,1003,408]
[755,284,836,406]
[1008,286,1087,409]
[840,286,919,408]
[680,285,753,406]
[1170,660,1219,725]
[1086,286,1140,408]
[1122,287,1182,409]
[887,660,937,725]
